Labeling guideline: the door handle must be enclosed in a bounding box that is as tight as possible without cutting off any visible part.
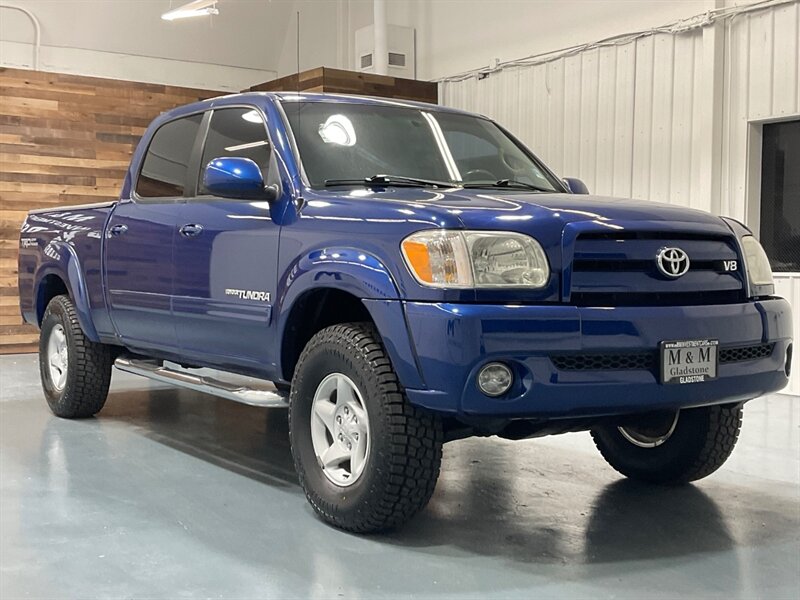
[179,223,204,238]
[108,224,128,237]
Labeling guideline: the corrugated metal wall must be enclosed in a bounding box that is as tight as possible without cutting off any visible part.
[721,0,800,221]
[440,31,708,207]
[439,0,799,395]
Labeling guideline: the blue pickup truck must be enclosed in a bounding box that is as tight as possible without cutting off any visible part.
[18,92,793,532]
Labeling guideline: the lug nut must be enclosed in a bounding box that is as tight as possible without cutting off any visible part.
[344,406,349,414]
[336,415,342,424]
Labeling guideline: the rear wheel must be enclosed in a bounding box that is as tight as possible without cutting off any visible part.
[289,322,443,532]
[591,405,743,484]
[39,295,113,418]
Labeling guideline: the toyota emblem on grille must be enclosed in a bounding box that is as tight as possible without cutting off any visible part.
[656,247,690,278]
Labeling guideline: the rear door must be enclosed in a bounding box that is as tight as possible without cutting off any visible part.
[173,106,280,373]
[105,113,203,352]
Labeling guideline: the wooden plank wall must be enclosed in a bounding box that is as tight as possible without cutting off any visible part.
[0,67,217,354]
[249,67,438,104]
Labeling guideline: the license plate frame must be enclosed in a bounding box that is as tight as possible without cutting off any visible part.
[659,339,719,385]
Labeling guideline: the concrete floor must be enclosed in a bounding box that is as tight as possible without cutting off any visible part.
[1,354,798,599]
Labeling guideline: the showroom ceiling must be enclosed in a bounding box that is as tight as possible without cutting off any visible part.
[0,0,295,72]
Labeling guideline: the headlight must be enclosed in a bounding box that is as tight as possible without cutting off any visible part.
[740,235,774,288]
[401,230,550,288]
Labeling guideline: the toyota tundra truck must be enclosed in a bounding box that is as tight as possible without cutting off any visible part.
[18,93,793,532]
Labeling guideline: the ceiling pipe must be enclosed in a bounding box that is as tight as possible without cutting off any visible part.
[0,3,41,70]
[373,0,388,75]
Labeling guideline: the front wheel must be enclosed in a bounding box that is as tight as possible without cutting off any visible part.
[289,323,443,533]
[591,404,743,484]
[39,295,113,418]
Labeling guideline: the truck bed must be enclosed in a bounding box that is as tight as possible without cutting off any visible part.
[18,201,117,336]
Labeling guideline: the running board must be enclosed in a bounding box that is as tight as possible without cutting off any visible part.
[114,356,289,408]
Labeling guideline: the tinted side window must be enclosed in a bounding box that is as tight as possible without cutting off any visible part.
[199,107,271,195]
[137,114,202,198]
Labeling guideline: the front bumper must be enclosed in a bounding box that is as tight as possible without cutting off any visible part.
[401,298,793,419]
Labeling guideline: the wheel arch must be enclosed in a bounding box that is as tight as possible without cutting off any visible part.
[279,287,372,382]
[277,264,424,389]
[33,242,100,341]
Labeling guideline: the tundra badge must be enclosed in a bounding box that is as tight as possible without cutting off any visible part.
[225,289,271,302]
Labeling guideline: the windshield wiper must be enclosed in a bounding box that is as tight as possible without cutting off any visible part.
[462,179,553,193]
[324,174,455,188]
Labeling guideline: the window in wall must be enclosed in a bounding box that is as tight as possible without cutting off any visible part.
[760,120,800,272]
[199,107,271,195]
[137,114,203,198]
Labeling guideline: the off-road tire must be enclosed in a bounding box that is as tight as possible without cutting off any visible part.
[289,322,443,533]
[39,295,113,418]
[591,404,743,484]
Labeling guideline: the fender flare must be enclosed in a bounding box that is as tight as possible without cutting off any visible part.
[276,247,401,312]
[33,241,100,342]
[274,246,425,388]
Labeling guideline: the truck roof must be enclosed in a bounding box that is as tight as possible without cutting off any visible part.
[158,91,481,122]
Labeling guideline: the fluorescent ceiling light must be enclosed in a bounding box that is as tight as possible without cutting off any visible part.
[318,114,357,147]
[224,140,269,152]
[241,110,263,123]
[162,0,219,21]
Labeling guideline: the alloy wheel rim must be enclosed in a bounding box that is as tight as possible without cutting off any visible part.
[310,373,370,487]
[618,411,680,448]
[47,324,68,392]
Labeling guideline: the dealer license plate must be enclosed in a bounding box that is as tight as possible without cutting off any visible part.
[660,339,719,384]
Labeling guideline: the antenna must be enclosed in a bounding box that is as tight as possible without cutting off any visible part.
[296,10,300,93]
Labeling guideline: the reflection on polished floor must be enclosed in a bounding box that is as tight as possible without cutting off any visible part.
[1,353,798,599]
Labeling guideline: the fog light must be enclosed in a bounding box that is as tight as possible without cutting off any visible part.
[477,362,513,397]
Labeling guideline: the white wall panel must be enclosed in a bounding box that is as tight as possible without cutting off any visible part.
[721,2,800,222]
[415,0,717,81]
[441,31,706,207]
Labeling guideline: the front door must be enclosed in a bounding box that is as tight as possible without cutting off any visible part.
[105,113,202,352]
[173,106,280,374]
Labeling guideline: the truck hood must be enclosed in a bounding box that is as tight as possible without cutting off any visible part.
[379,189,724,229]
[315,187,727,232]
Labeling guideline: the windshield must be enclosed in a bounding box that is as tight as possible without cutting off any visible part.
[281,101,561,191]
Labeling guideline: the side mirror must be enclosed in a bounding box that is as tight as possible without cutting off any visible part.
[563,177,590,195]
[203,157,278,202]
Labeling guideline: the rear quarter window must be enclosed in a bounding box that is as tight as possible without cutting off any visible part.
[137,114,203,198]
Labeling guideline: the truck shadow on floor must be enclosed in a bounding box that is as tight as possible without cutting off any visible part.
[98,387,800,568]
[101,387,297,487]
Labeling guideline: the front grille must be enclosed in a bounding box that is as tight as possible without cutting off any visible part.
[569,290,743,307]
[551,343,774,371]
[551,352,655,371]
[720,343,774,363]
[568,231,745,306]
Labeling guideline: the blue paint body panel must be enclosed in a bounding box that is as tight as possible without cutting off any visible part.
[402,299,792,417]
[17,92,794,426]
